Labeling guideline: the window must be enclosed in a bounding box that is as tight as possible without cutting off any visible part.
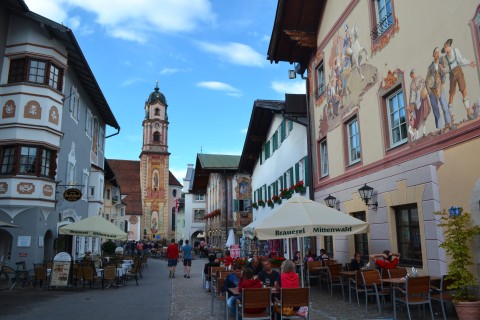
[387,90,407,147]
[319,139,328,177]
[352,211,369,256]
[315,60,325,99]
[173,189,177,197]
[8,57,64,91]
[171,208,176,231]
[90,186,95,197]
[195,194,205,201]
[155,108,160,116]
[0,145,56,178]
[371,0,394,41]
[99,129,105,152]
[264,141,271,159]
[106,189,111,200]
[194,209,205,222]
[324,236,333,256]
[346,116,361,165]
[82,169,89,200]
[70,87,80,121]
[85,109,92,136]
[272,132,278,152]
[234,199,251,212]
[153,132,160,142]
[1,146,16,174]
[395,205,422,267]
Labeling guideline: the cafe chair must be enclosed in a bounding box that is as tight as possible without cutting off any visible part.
[430,275,454,320]
[393,276,434,320]
[236,287,272,320]
[388,267,407,279]
[360,269,391,313]
[33,263,48,289]
[102,266,118,289]
[211,277,226,318]
[81,265,98,288]
[275,287,310,320]
[125,259,141,286]
[326,264,345,300]
[306,261,322,287]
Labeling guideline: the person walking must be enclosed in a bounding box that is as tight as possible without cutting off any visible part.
[181,240,193,278]
[166,238,179,278]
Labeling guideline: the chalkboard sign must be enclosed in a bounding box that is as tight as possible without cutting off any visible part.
[50,252,72,287]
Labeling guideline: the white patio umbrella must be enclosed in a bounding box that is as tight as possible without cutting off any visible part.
[0,220,20,228]
[225,228,235,248]
[243,194,369,286]
[59,215,127,240]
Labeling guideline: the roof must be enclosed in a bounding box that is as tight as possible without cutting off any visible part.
[191,154,240,193]
[14,4,120,129]
[267,0,324,74]
[107,160,142,215]
[238,94,307,173]
[147,82,167,106]
[169,171,182,187]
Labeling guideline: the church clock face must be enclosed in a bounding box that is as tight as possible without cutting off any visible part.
[154,122,160,129]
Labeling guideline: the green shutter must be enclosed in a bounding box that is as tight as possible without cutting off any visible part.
[284,173,287,188]
[304,156,310,187]
[268,185,271,199]
[234,199,239,211]
[265,141,270,159]
[295,162,300,183]
[289,119,293,131]
[279,176,284,190]
[273,132,278,151]
[289,167,294,186]
[280,119,286,142]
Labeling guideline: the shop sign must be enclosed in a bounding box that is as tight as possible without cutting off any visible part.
[64,188,82,202]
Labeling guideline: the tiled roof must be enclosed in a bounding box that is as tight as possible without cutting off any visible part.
[169,171,182,187]
[107,159,142,215]
[197,154,240,169]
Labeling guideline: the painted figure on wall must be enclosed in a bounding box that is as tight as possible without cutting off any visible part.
[426,47,454,131]
[408,69,431,141]
[153,171,158,191]
[318,22,377,139]
[442,38,478,120]
[151,210,159,233]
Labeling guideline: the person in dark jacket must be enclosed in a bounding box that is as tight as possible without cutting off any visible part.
[222,264,242,318]
[203,254,220,291]
[350,252,366,270]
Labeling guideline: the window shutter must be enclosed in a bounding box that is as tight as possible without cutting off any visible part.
[265,141,270,159]
[289,167,294,186]
[234,199,239,212]
[279,176,284,190]
[69,87,74,112]
[289,120,293,131]
[284,173,287,188]
[280,119,286,142]
[304,156,310,187]
[268,185,271,199]
[295,162,300,183]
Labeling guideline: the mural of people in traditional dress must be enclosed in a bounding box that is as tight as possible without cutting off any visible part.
[408,69,431,141]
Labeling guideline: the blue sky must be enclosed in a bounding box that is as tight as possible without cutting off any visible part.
[24,0,306,181]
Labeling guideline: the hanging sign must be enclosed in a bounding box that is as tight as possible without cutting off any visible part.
[64,188,82,202]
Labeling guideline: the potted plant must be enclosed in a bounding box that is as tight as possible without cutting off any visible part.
[280,188,292,199]
[272,195,282,204]
[251,202,258,210]
[435,207,480,319]
[258,199,265,208]
[293,180,306,193]
[267,199,274,208]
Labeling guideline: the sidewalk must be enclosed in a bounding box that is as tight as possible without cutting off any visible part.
[170,258,458,320]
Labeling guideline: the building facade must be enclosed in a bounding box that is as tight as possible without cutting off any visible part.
[183,163,206,243]
[239,95,309,258]
[268,0,480,281]
[0,0,119,265]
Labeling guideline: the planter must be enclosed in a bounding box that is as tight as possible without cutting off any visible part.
[295,187,306,194]
[454,301,480,320]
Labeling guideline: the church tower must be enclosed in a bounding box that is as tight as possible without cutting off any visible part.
[140,81,172,241]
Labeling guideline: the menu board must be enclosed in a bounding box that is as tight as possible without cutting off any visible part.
[49,252,72,287]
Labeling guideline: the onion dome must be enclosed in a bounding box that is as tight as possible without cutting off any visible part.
[147,81,167,106]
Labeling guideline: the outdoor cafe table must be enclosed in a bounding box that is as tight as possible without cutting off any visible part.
[339,271,357,303]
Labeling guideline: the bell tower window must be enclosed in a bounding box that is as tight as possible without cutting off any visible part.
[153,132,160,142]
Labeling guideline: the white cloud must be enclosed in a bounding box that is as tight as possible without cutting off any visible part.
[271,80,306,94]
[170,168,187,182]
[197,81,241,95]
[121,78,145,87]
[24,0,216,43]
[160,68,180,75]
[196,42,264,67]
[240,128,248,134]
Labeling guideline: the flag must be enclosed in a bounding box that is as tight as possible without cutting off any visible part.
[175,198,179,212]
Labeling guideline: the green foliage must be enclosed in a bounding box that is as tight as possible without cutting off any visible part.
[101,240,116,255]
[435,208,480,302]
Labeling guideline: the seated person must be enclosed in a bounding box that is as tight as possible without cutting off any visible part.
[244,255,263,276]
[224,250,234,269]
[222,264,243,318]
[280,260,299,288]
[304,249,316,263]
[370,250,400,269]
[292,251,301,274]
[203,254,220,290]
[316,249,329,262]
[258,258,281,288]
[350,252,366,270]
[237,268,263,315]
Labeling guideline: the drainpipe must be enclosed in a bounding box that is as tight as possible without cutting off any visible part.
[106,127,121,139]
[303,75,314,201]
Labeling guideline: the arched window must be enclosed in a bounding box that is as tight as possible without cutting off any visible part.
[153,132,160,142]
[155,108,160,116]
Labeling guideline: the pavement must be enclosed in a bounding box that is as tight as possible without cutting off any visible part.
[0,257,458,319]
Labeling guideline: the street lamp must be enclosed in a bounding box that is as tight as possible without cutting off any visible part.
[358,184,378,211]
[324,194,337,208]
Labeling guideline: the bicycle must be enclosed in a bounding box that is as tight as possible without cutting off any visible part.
[0,256,31,291]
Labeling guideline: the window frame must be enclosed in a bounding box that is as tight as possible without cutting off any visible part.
[0,144,56,178]
[386,88,408,148]
[369,0,395,42]
[195,194,205,201]
[319,138,329,178]
[343,114,362,167]
[395,204,422,267]
[194,209,205,222]
[8,57,64,91]
[315,60,325,100]
[351,211,369,256]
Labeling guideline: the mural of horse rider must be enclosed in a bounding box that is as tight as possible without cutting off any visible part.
[426,47,454,131]
[442,38,478,120]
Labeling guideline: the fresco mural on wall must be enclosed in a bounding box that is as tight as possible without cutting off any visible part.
[405,38,479,142]
[318,23,378,139]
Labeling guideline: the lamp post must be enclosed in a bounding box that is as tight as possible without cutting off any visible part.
[324,194,337,208]
[358,184,378,211]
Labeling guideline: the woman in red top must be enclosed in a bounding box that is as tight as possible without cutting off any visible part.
[280,260,299,288]
[370,250,400,269]
[237,268,263,314]
[224,250,234,268]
